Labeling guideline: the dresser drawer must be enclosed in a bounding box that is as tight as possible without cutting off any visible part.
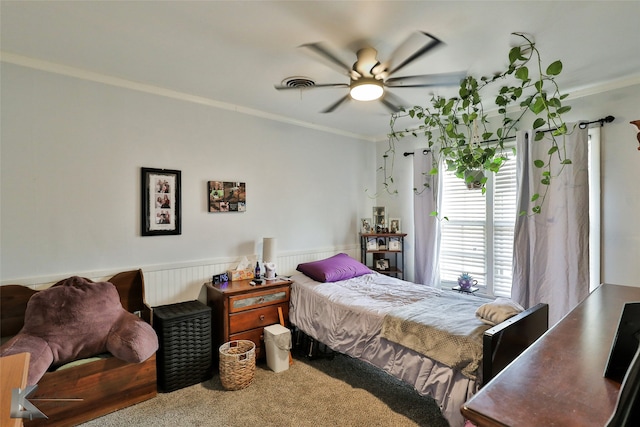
[229,302,289,335]
[228,286,289,314]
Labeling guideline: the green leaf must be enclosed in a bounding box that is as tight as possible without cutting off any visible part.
[509,47,522,64]
[530,96,546,114]
[548,97,561,108]
[531,193,540,202]
[557,106,572,114]
[546,60,563,76]
[534,159,545,168]
[561,159,572,164]
[532,206,541,214]
[548,146,558,155]
[429,167,439,175]
[515,66,529,81]
[430,211,438,217]
[533,118,546,129]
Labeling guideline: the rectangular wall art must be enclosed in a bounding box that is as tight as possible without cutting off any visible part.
[208,181,246,212]
[141,167,181,236]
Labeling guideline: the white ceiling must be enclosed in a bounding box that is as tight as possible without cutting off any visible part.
[2,1,639,141]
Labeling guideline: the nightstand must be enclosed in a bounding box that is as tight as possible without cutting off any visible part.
[206,278,292,361]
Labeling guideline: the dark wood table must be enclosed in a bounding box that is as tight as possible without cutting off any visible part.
[462,283,640,427]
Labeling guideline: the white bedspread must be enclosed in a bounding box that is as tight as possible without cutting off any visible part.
[289,271,481,427]
[381,292,490,380]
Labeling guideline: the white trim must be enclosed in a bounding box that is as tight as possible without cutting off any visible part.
[0,244,358,287]
[0,51,375,143]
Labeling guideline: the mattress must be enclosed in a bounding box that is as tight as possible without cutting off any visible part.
[289,271,482,427]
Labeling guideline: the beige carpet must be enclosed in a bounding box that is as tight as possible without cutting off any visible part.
[79,354,449,427]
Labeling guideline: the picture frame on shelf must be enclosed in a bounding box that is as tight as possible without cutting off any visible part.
[372,206,386,233]
[141,167,181,236]
[361,218,372,234]
[377,238,386,250]
[366,237,378,251]
[376,258,390,271]
[389,218,401,234]
[388,237,401,251]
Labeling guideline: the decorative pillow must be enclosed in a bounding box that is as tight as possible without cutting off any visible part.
[476,297,525,326]
[297,253,372,283]
[0,276,158,385]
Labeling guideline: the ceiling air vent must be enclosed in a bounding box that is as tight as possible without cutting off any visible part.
[282,76,315,88]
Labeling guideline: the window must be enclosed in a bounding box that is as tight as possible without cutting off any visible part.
[439,128,600,297]
[439,152,517,297]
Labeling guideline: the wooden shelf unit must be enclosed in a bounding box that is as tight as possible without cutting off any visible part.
[360,233,407,278]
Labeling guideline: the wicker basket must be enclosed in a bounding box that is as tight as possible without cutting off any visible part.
[219,340,256,390]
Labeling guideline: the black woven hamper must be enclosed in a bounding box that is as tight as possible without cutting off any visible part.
[153,300,212,392]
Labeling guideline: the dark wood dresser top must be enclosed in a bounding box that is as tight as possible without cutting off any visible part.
[462,283,640,427]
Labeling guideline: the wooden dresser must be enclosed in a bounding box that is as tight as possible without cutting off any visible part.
[206,278,292,361]
[462,283,640,427]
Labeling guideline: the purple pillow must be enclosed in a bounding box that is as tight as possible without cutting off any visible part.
[297,253,372,283]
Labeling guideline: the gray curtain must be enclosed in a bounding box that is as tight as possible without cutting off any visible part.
[413,150,441,286]
[511,125,590,325]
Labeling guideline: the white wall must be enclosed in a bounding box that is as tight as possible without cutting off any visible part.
[380,80,640,288]
[0,63,376,283]
[3,61,638,296]
[565,82,640,286]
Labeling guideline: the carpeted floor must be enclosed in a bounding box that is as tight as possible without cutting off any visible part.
[79,353,450,427]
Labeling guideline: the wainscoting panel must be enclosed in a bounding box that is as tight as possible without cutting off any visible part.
[1,246,359,308]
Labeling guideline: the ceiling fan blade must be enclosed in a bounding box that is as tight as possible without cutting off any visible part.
[321,94,351,113]
[385,72,466,88]
[379,91,406,113]
[301,42,353,75]
[387,32,443,77]
[274,83,349,90]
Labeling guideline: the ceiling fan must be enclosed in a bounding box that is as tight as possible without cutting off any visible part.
[275,31,466,113]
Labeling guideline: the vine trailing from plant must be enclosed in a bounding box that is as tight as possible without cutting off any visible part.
[384,32,572,216]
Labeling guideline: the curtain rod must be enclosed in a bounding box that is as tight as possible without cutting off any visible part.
[403,115,615,156]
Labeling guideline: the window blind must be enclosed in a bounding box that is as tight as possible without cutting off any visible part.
[440,154,517,297]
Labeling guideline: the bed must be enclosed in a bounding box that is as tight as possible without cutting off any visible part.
[0,269,157,427]
[289,254,548,427]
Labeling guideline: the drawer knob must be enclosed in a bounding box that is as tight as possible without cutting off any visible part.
[259,314,265,321]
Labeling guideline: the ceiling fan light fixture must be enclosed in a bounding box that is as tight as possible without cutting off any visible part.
[350,78,384,101]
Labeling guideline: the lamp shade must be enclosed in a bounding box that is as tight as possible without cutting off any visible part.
[349,78,384,101]
[263,237,277,264]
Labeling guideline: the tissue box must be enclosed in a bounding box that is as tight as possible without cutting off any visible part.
[228,269,254,281]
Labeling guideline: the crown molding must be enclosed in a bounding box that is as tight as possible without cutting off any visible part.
[0,51,376,143]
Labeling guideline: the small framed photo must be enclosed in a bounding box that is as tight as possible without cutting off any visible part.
[208,181,246,213]
[388,237,401,251]
[373,206,386,232]
[366,237,378,251]
[141,167,181,236]
[361,218,373,234]
[376,258,390,271]
[377,238,386,250]
[389,218,401,234]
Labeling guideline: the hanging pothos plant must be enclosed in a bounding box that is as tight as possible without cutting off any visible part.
[384,32,572,216]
